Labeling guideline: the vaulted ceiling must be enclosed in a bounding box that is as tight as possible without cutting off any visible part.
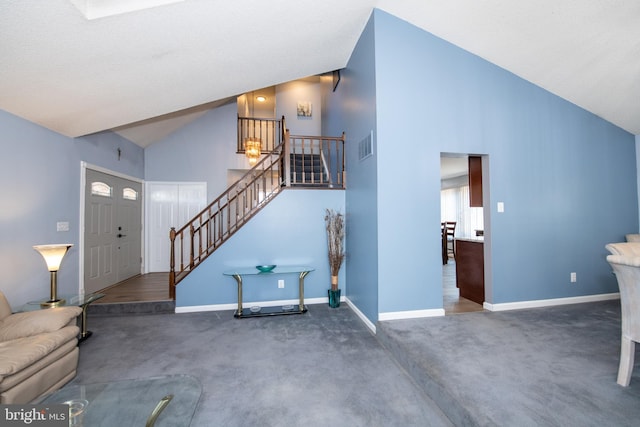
[1,0,639,147]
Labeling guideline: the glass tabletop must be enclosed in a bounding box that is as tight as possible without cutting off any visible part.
[38,374,201,427]
[23,293,105,311]
[223,265,314,276]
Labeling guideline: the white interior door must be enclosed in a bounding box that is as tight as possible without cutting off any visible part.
[85,169,142,293]
[145,182,206,273]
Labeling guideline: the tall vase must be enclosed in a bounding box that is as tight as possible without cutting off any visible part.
[328,288,341,308]
[329,275,341,308]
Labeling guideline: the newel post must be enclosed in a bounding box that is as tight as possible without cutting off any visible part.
[341,132,346,189]
[169,227,176,300]
[284,129,291,187]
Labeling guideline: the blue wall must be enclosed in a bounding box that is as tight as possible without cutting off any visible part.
[0,110,144,309]
[322,16,380,324]
[145,102,245,201]
[176,190,345,308]
[327,10,637,322]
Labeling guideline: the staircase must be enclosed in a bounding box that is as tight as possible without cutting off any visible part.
[290,153,325,185]
[169,118,345,298]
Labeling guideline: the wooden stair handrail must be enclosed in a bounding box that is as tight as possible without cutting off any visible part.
[169,143,286,298]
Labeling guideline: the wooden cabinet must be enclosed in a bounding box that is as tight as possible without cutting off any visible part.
[455,238,484,305]
[469,156,483,207]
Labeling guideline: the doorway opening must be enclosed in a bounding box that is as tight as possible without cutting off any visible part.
[440,153,488,314]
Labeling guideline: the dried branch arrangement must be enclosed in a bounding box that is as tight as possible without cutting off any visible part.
[324,209,345,290]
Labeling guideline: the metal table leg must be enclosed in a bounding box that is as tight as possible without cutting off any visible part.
[299,271,309,312]
[233,274,243,318]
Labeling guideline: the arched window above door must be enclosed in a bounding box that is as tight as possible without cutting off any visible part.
[122,187,138,201]
[91,181,112,197]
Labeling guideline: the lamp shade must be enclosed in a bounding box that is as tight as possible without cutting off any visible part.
[33,244,73,271]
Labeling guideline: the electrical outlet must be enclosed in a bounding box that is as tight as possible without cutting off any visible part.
[278,279,285,289]
[570,272,577,283]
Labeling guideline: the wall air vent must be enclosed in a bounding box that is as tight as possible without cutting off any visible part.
[359,130,373,161]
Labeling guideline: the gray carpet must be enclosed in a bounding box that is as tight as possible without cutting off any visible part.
[377,299,640,427]
[88,300,175,315]
[73,300,640,426]
[74,304,453,427]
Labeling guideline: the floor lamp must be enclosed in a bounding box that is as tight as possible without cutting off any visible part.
[33,244,73,308]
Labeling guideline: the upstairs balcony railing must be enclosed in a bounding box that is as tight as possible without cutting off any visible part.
[237,115,284,155]
[286,133,345,188]
[169,122,345,298]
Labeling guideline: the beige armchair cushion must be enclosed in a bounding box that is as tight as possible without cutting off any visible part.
[605,242,640,257]
[0,307,82,342]
[0,327,80,378]
[0,293,11,321]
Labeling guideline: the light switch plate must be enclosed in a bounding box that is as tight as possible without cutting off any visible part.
[57,221,70,232]
[497,202,505,213]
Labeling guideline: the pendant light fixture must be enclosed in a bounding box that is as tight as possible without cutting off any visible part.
[245,91,261,165]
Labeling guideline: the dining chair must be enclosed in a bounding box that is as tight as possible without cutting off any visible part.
[441,222,447,264]
[605,242,640,386]
[445,221,456,261]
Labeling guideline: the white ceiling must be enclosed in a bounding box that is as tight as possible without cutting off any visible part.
[441,156,469,180]
[1,0,639,148]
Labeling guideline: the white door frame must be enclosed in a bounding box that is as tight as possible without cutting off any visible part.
[79,161,145,295]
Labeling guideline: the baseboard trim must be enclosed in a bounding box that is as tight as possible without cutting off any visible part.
[378,308,446,322]
[345,298,376,334]
[175,296,340,314]
[483,292,620,312]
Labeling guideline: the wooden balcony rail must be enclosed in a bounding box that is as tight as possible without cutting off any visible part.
[287,133,345,188]
[169,124,345,298]
[237,115,285,154]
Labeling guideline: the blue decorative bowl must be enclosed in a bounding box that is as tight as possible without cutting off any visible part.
[256,265,276,273]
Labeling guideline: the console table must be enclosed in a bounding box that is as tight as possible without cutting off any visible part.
[223,266,314,318]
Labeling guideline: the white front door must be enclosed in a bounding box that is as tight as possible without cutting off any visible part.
[85,169,142,293]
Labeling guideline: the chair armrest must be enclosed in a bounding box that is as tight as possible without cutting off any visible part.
[0,307,82,342]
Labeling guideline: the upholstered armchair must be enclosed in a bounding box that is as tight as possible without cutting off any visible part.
[605,242,640,386]
[0,291,82,403]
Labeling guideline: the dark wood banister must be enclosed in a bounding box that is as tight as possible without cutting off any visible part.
[169,141,286,298]
[169,120,345,299]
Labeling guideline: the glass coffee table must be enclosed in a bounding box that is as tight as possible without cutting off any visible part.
[23,293,105,342]
[38,375,201,426]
